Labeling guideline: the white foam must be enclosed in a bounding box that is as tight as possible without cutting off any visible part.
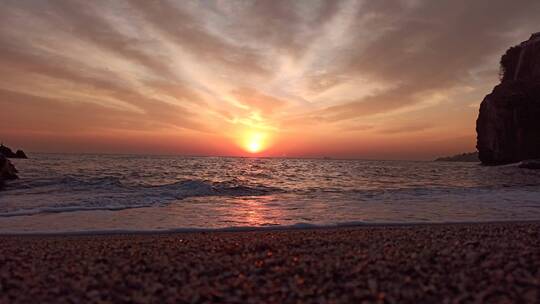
[1,219,537,236]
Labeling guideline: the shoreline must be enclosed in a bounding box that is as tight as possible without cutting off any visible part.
[1,219,540,236]
[1,221,539,303]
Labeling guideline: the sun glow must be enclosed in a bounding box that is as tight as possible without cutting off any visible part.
[243,132,266,154]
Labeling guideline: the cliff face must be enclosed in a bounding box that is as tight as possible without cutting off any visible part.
[476,33,540,165]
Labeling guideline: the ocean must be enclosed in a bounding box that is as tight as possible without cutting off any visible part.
[1,154,540,233]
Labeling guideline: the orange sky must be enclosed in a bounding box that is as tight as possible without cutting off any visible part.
[1,0,539,159]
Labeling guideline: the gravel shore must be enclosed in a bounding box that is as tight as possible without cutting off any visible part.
[1,222,539,303]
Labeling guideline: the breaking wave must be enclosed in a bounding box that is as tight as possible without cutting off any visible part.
[0,177,281,217]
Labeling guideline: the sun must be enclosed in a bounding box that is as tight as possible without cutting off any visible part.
[243,132,265,154]
[247,139,262,153]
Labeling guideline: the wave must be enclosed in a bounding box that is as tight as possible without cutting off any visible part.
[1,219,536,236]
[11,175,125,190]
[0,178,282,217]
[297,183,540,196]
[0,204,153,217]
[148,179,279,197]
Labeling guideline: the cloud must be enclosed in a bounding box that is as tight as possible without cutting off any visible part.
[0,0,213,134]
[1,0,539,157]
[0,88,207,133]
[128,0,272,78]
[0,0,178,80]
[317,0,540,120]
[378,123,434,134]
[206,0,343,58]
[0,45,207,131]
[231,88,288,115]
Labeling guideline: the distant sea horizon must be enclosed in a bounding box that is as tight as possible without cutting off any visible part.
[14,150,473,162]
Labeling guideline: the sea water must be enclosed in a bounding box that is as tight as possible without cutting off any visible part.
[1,153,540,233]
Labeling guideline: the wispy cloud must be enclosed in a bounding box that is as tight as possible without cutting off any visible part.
[1,0,539,157]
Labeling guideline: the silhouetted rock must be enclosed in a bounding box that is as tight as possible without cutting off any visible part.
[15,150,27,159]
[0,155,18,189]
[518,159,540,169]
[0,145,15,157]
[435,152,479,162]
[0,144,27,159]
[476,32,540,165]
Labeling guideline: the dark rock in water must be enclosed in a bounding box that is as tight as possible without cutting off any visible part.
[0,144,28,159]
[518,159,540,169]
[15,150,27,159]
[0,155,18,189]
[476,32,540,165]
[0,145,15,157]
[435,152,479,162]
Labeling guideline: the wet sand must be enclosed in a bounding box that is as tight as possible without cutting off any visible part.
[0,222,539,303]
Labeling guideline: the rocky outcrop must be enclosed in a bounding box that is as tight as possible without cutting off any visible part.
[435,152,479,162]
[0,155,18,189]
[476,32,540,165]
[15,150,27,159]
[0,144,28,159]
[518,159,540,169]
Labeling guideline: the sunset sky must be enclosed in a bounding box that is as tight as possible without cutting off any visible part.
[1,0,539,159]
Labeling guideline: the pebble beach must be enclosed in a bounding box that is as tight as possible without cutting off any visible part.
[1,221,539,303]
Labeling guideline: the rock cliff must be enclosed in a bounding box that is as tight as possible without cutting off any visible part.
[476,32,540,165]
